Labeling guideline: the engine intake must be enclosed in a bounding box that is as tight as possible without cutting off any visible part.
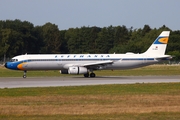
[60,69,68,74]
[68,66,88,74]
[60,67,88,74]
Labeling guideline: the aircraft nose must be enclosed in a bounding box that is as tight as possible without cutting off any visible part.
[4,62,19,70]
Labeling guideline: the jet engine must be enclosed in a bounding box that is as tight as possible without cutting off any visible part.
[60,69,68,74]
[60,66,88,74]
[68,66,88,74]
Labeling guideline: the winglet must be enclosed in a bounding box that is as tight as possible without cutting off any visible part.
[143,31,170,56]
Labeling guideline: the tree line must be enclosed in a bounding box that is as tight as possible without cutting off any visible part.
[0,19,180,61]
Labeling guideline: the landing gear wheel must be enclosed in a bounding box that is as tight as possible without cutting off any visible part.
[84,73,89,77]
[23,70,27,78]
[23,75,26,78]
[90,73,96,78]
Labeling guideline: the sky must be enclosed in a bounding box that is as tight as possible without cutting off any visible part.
[0,0,180,30]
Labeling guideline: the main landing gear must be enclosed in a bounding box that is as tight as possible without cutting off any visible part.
[23,70,27,78]
[84,72,96,78]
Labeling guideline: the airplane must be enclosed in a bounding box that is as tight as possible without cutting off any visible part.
[5,31,172,78]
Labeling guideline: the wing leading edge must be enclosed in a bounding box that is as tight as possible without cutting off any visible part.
[82,60,114,70]
[83,60,113,67]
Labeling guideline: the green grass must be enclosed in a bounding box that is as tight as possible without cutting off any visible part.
[1,113,180,120]
[1,83,180,97]
[1,83,180,119]
[0,65,180,77]
[1,65,180,119]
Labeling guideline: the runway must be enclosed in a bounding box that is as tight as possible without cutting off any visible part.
[0,76,180,88]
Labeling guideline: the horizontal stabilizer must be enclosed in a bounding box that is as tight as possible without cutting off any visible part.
[155,55,172,60]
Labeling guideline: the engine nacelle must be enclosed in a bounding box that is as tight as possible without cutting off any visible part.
[68,66,88,74]
[60,69,69,74]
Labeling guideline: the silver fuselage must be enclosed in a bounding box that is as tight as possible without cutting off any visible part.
[5,54,161,71]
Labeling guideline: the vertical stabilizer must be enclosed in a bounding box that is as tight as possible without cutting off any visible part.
[143,31,170,56]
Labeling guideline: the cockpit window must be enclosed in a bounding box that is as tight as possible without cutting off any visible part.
[10,59,18,62]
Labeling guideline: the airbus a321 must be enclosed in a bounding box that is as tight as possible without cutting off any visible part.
[5,31,172,78]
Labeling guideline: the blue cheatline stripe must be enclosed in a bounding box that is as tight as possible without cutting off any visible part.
[27,58,154,61]
[10,58,155,63]
[122,58,154,60]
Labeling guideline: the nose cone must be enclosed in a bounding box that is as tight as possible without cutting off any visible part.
[4,62,20,70]
[4,62,14,70]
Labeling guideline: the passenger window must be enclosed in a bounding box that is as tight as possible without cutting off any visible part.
[10,59,14,62]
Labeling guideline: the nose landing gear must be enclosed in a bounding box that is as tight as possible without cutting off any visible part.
[23,70,27,78]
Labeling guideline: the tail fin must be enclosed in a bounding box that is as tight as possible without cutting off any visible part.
[143,31,170,56]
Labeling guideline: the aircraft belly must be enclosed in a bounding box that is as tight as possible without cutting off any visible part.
[22,61,63,70]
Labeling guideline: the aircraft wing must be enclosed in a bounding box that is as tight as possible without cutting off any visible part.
[63,60,113,70]
[82,60,113,70]
[82,60,113,66]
